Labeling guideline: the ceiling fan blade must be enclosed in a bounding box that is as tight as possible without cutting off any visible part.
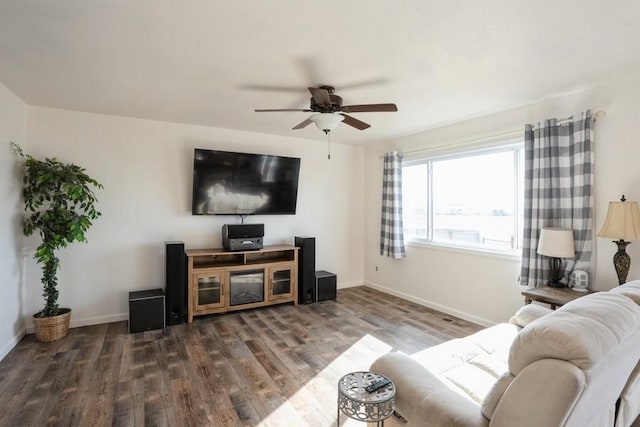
[340,114,370,130]
[338,77,389,90]
[292,119,313,130]
[308,87,331,107]
[240,84,305,93]
[341,103,398,113]
[254,108,310,112]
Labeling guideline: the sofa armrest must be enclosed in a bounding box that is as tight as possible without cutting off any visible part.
[371,352,489,427]
[490,359,586,427]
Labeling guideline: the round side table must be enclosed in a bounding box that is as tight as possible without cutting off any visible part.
[337,371,396,426]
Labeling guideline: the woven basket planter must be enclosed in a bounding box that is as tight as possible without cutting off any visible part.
[33,308,71,342]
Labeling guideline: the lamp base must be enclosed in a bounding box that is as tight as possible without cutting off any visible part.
[613,240,631,285]
[547,257,566,288]
[547,280,566,289]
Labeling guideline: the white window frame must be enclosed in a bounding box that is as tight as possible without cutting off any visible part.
[402,139,524,258]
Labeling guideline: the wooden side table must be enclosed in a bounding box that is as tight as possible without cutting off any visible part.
[521,286,596,310]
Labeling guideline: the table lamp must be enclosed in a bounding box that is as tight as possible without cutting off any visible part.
[597,195,640,285]
[537,227,576,288]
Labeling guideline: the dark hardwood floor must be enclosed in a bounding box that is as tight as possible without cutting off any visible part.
[0,286,636,426]
[0,286,480,426]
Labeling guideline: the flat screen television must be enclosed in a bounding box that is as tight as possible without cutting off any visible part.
[192,149,301,215]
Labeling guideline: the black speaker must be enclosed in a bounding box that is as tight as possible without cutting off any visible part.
[129,289,165,333]
[295,236,316,304]
[316,270,337,302]
[165,241,187,325]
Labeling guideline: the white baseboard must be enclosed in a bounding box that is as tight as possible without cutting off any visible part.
[0,328,26,362]
[24,313,128,334]
[364,280,495,327]
[70,313,129,328]
[337,281,363,289]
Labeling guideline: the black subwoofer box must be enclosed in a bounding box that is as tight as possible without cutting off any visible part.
[129,289,165,333]
[165,241,187,325]
[295,236,316,304]
[316,270,337,302]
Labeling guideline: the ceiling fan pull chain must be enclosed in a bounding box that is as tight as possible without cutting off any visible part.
[327,132,331,160]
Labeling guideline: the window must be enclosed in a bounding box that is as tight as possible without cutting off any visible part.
[402,141,524,254]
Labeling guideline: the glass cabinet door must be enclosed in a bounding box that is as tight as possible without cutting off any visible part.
[269,267,294,300]
[194,271,226,309]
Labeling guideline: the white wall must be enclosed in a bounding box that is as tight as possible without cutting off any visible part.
[0,82,27,359]
[364,66,640,325]
[24,107,364,329]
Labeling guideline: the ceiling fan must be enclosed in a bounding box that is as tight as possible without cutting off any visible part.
[254,85,398,133]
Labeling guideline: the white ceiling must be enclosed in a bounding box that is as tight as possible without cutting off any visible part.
[1,1,639,144]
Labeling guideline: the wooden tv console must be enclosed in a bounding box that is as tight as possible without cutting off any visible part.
[186,245,298,322]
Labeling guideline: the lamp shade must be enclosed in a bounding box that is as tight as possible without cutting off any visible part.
[309,113,344,132]
[537,228,576,258]
[597,200,640,240]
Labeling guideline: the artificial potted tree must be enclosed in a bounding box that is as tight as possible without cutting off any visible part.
[12,142,103,342]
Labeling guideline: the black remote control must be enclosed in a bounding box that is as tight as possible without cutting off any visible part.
[365,378,391,393]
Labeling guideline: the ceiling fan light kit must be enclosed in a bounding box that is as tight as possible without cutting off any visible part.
[309,113,344,133]
[254,85,398,134]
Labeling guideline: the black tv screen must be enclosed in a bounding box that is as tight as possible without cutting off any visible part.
[192,149,301,215]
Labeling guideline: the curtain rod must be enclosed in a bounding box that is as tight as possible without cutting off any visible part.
[381,109,606,158]
[555,109,606,125]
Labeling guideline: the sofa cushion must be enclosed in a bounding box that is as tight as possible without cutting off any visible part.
[509,292,640,375]
[410,323,518,406]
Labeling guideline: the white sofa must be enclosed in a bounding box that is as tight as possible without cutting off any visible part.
[371,283,640,427]
[610,280,640,427]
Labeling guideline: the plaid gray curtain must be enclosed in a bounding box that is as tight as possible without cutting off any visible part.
[520,110,594,287]
[380,151,406,258]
